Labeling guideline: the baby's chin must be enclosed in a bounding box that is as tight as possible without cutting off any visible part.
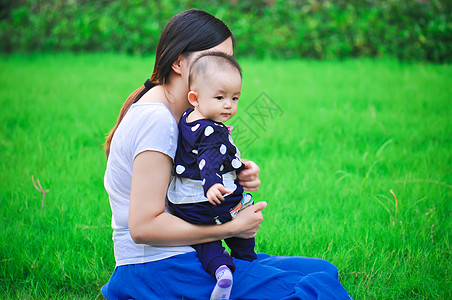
[212,115,233,123]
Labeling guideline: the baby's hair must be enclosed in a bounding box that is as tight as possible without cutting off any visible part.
[188,52,242,90]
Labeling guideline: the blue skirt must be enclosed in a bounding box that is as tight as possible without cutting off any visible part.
[101,252,351,299]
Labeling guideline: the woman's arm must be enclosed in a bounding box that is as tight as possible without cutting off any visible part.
[128,150,266,246]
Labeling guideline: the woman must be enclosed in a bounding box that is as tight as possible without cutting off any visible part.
[102,9,350,299]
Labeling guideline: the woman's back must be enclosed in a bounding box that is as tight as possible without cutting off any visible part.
[104,102,194,266]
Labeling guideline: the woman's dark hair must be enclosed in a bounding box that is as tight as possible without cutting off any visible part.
[105,9,234,157]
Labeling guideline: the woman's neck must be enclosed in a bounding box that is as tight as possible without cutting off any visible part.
[138,79,191,123]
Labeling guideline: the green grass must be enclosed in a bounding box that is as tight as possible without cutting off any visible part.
[1,53,451,299]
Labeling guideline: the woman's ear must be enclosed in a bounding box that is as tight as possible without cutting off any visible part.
[188,91,199,107]
[172,55,188,75]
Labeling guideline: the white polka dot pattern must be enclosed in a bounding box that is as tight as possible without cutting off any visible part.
[191,124,200,131]
[175,165,185,174]
[220,144,227,155]
[204,126,214,136]
[232,158,242,169]
[199,159,206,170]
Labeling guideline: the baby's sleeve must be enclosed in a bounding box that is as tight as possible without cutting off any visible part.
[197,125,230,196]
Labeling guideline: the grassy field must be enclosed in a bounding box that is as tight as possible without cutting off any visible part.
[0,53,451,299]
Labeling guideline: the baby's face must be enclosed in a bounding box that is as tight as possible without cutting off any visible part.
[196,69,241,123]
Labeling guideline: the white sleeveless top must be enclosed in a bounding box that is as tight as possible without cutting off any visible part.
[104,102,194,267]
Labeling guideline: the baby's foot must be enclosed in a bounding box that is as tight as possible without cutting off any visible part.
[211,265,233,300]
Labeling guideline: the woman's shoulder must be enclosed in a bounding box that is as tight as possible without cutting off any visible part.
[116,102,178,143]
[124,103,178,159]
[127,103,176,130]
[130,102,174,120]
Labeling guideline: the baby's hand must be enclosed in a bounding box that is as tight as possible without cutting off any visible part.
[206,184,232,205]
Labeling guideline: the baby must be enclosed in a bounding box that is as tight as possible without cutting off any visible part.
[167,52,256,300]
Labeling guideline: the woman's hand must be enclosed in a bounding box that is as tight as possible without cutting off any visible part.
[238,160,261,192]
[229,201,267,239]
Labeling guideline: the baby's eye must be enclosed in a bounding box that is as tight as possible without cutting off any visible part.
[232,97,239,101]
[216,96,224,100]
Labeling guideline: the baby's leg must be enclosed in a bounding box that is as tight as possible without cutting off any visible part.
[192,241,235,300]
[225,237,257,261]
[193,241,235,274]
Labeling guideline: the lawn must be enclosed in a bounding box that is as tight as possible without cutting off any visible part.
[0,53,451,299]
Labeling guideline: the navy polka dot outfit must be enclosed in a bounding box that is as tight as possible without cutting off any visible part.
[168,108,256,276]
[174,108,245,197]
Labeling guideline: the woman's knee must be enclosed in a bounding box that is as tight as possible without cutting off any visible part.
[317,258,339,278]
[256,254,339,278]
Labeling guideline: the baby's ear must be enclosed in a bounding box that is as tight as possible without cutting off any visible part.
[188,91,199,107]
